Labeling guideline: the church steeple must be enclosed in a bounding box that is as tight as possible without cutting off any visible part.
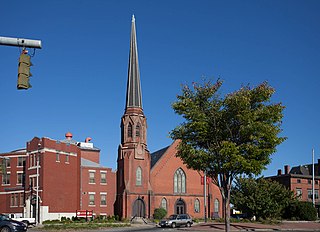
[126,15,143,112]
[116,16,151,219]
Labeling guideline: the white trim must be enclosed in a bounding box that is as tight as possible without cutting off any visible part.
[27,148,77,156]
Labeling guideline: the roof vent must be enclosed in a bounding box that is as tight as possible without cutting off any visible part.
[65,132,73,140]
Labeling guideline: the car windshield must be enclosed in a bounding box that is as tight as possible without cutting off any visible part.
[169,215,177,220]
[0,214,10,221]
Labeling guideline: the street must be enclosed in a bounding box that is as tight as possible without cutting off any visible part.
[29,221,320,232]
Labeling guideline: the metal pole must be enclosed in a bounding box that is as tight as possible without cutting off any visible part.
[312,149,315,206]
[0,36,42,49]
[204,171,207,223]
[36,154,39,224]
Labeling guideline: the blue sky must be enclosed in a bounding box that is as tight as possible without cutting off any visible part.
[1,0,319,177]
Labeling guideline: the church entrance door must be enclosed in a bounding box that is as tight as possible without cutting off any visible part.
[132,198,145,217]
[175,199,186,214]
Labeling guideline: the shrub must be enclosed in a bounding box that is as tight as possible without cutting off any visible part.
[283,201,317,221]
[153,208,167,220]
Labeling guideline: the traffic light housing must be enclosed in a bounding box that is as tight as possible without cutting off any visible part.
[17,52,32,89]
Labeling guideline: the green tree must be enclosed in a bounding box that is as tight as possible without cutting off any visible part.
[170,80,285,232]
[231,177,295,220]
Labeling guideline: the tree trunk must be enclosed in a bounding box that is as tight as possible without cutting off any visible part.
[224,185,231,232]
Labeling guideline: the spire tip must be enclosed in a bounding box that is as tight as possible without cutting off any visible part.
[132,14,135,22]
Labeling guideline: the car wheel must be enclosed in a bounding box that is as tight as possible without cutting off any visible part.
[171,223,176,228]
[186,222,191,227]
[22,221,29,227]
[1,226,12,232]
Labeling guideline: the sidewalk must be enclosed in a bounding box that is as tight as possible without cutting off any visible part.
[180,221,320,231]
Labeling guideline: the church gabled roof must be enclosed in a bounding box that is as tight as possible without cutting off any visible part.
[126,15,143,110]
[151,145,170,168]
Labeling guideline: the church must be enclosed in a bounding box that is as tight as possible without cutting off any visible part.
[0,16,222,222]
[114,15,222,219]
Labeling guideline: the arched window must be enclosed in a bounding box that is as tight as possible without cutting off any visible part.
[161,198,167,210]
[128,123,132,138]
[136,123,140,137]
[214,199,220,213]
[136,167,142,186]
[194,198,200,213]
[174,168,186,193]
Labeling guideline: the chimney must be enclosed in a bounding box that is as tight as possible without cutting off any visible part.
[85,137,92,143]
[277,169,282,176]
[284,165,290,175]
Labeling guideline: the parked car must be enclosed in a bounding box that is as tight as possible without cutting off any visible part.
[159,214,193,228]
[0,214,28,232]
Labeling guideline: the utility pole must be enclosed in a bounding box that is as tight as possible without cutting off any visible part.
[312,149,315,206]
[204,171,207,223]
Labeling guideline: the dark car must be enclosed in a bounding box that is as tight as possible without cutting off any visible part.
[159,214,193,228]
[0,214,28,232]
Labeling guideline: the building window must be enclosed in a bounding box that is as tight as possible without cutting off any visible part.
[14,194,18,207]
[17,157,26,167]
[33,155,37,166]
[316,180,319,185]
[100,172,107,184]
[89,194,95,206]
[161,198,167,210]
[308,189,313,199]
[128,123,133,138]
[56,153,60,162]
[136,123,141,137]
[10,193,18,207]
[20,193,24,207]
[297,179,301,184]
[10,194,14,207]
[17,173,23,185]
[308,180,312,184]
[4,159,10,168]
[214,199,220,213]
[2,173,10,185]
[174,168,186,193]
[65,154,69,163]
[296,188,302,199]
[100,194,107,206]
[89,172,95,184]
[194,198,200,213]
[136,167,142,186]
[315,190,319,199]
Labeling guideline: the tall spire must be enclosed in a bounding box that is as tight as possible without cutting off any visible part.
[125,15,143,111]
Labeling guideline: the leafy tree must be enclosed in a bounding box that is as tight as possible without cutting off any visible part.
[231,177,295,220]
[170,80,285,232]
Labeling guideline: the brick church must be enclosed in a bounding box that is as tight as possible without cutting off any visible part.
[0,16,222,222]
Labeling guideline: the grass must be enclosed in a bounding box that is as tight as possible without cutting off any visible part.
[41,222,130,230]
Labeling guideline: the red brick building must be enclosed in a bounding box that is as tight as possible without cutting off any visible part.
[0,16,222,222]
[268,161,320,215]
[0,134,116,223]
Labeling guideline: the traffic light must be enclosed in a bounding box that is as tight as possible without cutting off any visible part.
[17,52,32,89]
